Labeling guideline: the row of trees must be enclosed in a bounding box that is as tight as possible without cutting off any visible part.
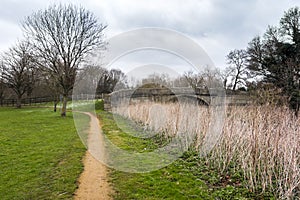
[223,7,300,115]
[0,4,107,116]
[0,4,299,116]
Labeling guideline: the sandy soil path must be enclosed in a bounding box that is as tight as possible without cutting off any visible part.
[74,112,113,200]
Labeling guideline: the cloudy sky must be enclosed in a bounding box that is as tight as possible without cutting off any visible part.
[0,0,299,73]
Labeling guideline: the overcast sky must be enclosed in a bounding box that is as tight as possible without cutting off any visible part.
[0,0,299,72]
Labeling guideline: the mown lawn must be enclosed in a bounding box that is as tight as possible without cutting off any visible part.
[0,107,87,200]
[98,110,275,200]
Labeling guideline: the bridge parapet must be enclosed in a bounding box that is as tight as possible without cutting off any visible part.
[111,87,210,97]
[104,88,252,111]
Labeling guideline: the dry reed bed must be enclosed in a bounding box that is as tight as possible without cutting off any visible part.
[113,102,300,199]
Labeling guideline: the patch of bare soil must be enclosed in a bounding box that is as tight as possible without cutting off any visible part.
[74,112,113,200]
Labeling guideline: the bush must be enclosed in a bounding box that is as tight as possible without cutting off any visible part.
[95,99,104,110]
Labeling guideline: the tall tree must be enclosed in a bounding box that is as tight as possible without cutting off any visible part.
[279,7,300,114]
[23,4,107,116]
[226,49,249,90]
[280,7,300,44]
[247,7,300,115]
[96,68,126,94]
[1,41,36,108]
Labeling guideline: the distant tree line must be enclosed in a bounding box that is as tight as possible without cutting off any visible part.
[0,4,107,116]
[0,5,299,116]
[223,7,300,115]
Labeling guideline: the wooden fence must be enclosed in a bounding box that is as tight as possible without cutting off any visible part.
[0,94,103,107]
[0,96,53,107]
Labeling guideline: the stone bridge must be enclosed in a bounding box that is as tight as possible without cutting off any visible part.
[103,87,252,111]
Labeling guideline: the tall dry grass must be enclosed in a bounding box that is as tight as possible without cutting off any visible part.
[212,106,300,199]
[113,102,300,199]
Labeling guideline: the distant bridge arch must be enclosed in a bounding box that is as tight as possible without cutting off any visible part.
[103,87,252,111]
[166,94,209,106]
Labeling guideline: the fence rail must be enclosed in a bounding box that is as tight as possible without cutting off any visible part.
[0,94,104,107]
[0,96,54,107]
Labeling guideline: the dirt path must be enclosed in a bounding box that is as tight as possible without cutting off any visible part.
[74,112,113,200]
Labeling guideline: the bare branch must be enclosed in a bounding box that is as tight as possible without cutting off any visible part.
[22,4,107,116]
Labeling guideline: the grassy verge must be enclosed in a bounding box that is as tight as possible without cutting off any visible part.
[98,110,275,200]
[0,107,87,200]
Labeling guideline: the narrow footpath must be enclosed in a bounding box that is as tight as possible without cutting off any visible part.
[74,112,113,200]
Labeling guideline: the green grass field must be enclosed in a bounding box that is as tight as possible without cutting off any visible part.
[0,106,275,199]
[0,107,87,200]
[98,110,275,200]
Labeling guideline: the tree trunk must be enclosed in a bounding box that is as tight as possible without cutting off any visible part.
[232,77,238,91]
[232,70,241,91]
[293,100,299,117]
[16,94,22,109]
[53,95,59,112]
[61,95,68,117]
[223,78,227,89]
[53,100,58,112]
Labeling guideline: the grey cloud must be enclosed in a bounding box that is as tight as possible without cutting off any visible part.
[0,0,45,24]
[0,0,299,68]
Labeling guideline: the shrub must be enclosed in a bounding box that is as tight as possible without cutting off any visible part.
[95,99,104,110]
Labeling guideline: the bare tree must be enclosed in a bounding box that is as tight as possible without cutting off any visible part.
[226,49,249,90]
[23,4,107,116]
[141,73,170,87]
[219,67,232,89]
[202,67,223,88]
[1,41,36,108]
[172,76,189,87]
[184,71,205,89]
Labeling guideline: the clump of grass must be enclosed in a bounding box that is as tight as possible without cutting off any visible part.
[211,106,300,199]
[113,102,300,199]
